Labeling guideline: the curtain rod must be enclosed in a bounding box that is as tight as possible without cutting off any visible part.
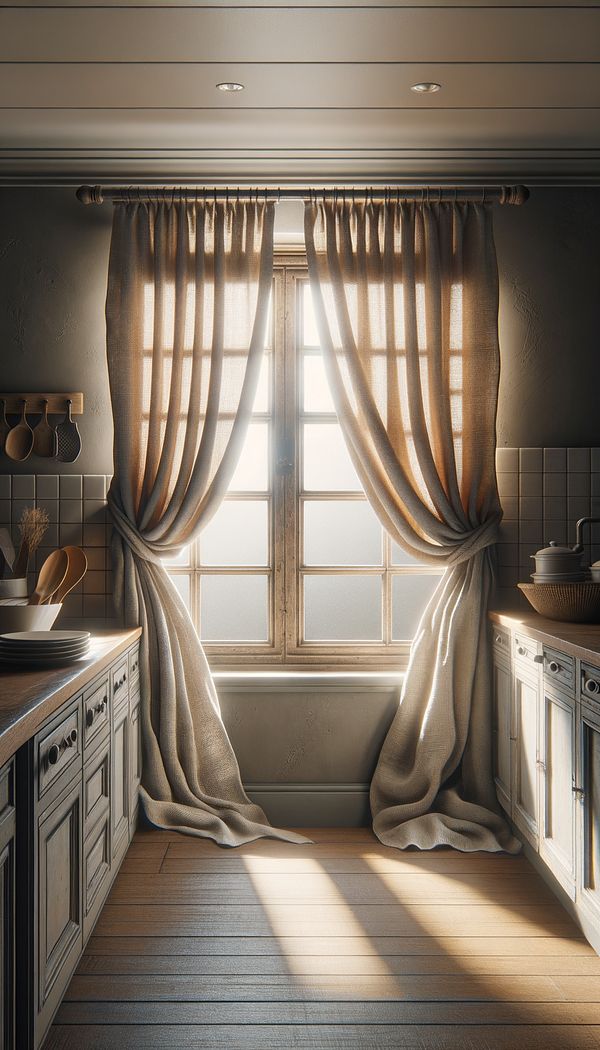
[76,184,529,206]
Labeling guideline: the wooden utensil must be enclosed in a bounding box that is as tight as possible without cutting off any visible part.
[0,399,10,455]
[4,399,33,462]
[52,546,87,603]
[28,549,68,606]
[32,399,57,458]
[56,399,81,463]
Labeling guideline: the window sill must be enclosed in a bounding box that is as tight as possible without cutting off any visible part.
[213,670,404,692]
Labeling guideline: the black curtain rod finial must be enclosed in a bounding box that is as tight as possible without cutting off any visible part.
[76,184,104,205]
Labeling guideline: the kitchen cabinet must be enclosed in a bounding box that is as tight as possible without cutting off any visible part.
[13,635,141,1050]
[539,651,577,899]
[111,696,130,865]
[490,612,600,956]
[0,760,15,1050]
[579,665,600,932]
[492,627,511,815]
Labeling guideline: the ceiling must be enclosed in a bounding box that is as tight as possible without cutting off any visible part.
[0,0,599,185]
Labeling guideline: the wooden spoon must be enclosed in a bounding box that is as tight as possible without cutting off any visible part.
[32,399,57,458]
[5,399,33,462]
[52,546,87,603]
[29,549,68,606]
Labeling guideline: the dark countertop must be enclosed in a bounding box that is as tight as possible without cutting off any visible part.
[0,627,141,767]
[490,610,600,665]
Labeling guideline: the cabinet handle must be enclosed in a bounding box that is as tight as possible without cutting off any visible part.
[573,786,585,797]
[114,672,127,694]
[46,727,77,766]
[548,660,560,673]
[47,743,61,766]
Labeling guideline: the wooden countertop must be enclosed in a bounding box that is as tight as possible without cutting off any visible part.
[490,610,600,666]
[0,627,141,767]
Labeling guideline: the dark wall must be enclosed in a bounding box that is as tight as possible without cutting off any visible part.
[495,188,600,449]
[1,187,599,475]
[0,189,114,474]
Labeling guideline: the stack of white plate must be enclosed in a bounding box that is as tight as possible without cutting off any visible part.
[0,631,91,668]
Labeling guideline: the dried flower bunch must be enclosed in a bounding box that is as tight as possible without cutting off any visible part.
[12,506,49,578]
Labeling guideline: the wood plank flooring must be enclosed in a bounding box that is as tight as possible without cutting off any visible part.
[46,828,600,1049]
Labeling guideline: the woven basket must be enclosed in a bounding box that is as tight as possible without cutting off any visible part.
[518,582,600,623]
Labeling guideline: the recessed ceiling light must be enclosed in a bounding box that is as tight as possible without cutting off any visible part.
[410,82,441,94]
[217,82,245,92]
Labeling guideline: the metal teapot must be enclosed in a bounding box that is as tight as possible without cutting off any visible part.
[531,517,600,582]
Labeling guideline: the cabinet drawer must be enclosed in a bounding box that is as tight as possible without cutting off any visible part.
[491,625,510,660]
[83,675,110,753]
[36,700,81,803]
[111,657,129,709]
[514,632,543,669]
[82,813,111,942]
[83,740,110,840]
[128,645,140,685]
[581,662,600,707]
[543,646,575,696]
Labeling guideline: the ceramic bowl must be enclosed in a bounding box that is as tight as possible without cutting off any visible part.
[0,604,62,635]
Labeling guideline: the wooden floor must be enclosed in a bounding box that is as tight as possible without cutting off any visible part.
[46,828,600,1049]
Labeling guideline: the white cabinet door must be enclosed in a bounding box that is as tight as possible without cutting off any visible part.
[511,664,540,848]
[492,654,512,815]
[539,687,576,898]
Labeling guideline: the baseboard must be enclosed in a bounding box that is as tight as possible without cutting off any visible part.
[244,782,371,827]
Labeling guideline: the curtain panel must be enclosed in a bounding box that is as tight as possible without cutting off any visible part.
[106,199,307,846]
[305,198,519,853]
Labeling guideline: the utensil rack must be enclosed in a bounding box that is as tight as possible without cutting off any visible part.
[0,394,83,416]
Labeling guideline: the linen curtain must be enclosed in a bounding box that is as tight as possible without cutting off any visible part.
[305,198,519,853]
[106,198,307,846]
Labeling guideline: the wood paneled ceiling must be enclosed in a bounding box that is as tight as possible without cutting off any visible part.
[0,0,599,184]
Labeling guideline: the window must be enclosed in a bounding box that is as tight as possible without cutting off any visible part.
[165,259,443,669]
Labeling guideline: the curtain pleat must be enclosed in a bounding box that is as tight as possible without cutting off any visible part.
[305,198,520,853]
[106,199,308,846]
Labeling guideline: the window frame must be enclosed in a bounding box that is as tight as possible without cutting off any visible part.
[167,254,443,671]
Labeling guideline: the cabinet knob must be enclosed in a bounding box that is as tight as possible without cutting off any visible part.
[517,646,526,656]
[549,661,560,674]
[573,786,585,797]
[86,708,95,728]
[495,635,503,644]
[47,743,61,766]
[533,654,544,664]
[68,728,78,747]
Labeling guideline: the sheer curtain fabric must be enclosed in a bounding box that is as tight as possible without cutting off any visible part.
[305,198,519,853]
[106,199,307,846]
